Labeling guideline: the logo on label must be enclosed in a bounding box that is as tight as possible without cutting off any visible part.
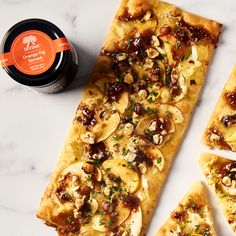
[22,35,39,51]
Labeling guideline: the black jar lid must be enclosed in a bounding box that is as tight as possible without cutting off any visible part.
[0,18,73,87]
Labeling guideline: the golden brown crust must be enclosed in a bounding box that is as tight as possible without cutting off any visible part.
[199,153,236,233]
[156,182,216,236]
[202,66,236,151]
[37,1,221,235]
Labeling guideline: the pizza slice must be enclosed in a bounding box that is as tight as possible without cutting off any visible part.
[202,66,236,151]
[156,182,216,236]
[199,153,236,233]
[37,0,221,235]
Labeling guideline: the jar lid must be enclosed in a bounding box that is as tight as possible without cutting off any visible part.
[0,19,73,86]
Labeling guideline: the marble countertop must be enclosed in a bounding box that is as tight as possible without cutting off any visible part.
[0,0,236,235]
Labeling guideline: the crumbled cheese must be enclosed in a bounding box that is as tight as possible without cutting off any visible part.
[116,53,127,61]
[124,123,134,136]
[209,132,221,142]
[80,132,95,144]
[138,163,147,174]
[153,134,164,145]
[149,121,157,131]
[222,176,232,187]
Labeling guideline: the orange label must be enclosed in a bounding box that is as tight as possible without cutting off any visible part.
[0,30,71,75]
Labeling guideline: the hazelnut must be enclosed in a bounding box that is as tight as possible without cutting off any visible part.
[113,143,120,152]
[116,53,127,61]
[144,58,154,69]
[80,185,91,195]
[75,196,85,209]
[103,186,111,196]
[209,132,221,142]
[124,73,134,84]
[82,163,94,174]
[138,89,148,99]
[146,48,159,59]
[160,25,171,35]
[222,176,232,187]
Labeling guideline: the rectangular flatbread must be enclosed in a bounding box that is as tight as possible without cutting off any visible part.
[156,182,216,236]
[202,66,236,151]
[199,153,236,233]
[37,0,221,235]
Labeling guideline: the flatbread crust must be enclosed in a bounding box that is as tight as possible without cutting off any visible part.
[37,1,221,235]
[156,182,216,236]
[199,153,236,234]
[202,66,236,151]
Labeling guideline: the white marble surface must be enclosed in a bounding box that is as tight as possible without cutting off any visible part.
[0,0,236,235]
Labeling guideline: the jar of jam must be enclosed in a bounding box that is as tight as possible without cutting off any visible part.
[0,19,78,93]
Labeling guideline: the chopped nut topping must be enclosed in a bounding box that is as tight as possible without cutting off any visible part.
[138,163,147,174]
[116,53,127,61]
[80,132,95,144]
[151,35,160,48]
[146,48,159,59]
[124,73,134,84]
[209,132,221,142]
[124,123,135,136]
[138,89,148,99]
[149,120,157,131]
[82,163,94,174]
[144,58,154,69]
[153,134,164,145]
[222,176,232,187]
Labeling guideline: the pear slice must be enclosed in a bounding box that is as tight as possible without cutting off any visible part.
[87,199,99,216]
[102,159,140,193]
[82,84,104,107]
[63,161,90,183]
[173,75,187,102]
[92,214,109,232]
[135,116,175,136]
[116,200,131,226]
[221,182,236,196]
[92,112,120,142]
[129,207,142,236]
[140,144,165,171]
[114,92,129,114]
[157,104,184,124]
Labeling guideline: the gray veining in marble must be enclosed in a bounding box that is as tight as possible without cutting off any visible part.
[0,0,236,235]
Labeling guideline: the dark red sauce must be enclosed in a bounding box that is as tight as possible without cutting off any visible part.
[122,195,140,210]
[221,114,236,127]
[224,91,236,109]
[79,106,96,126]
[135,149,153,167]
[172,211,187,221]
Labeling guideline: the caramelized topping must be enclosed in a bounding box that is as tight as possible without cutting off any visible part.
[78,106,96,126]
[135,149,153,167]
[122,195,140,210]
[87,142,109,164]
[224,91,236,109]
[176,19,218,44]
[207,127,231,150]
[106,82,126,101]
[221,114,236,127]
[51,212,80,233]
[56,173,72,203]
[172,210,187,221]
[117,9,152,22]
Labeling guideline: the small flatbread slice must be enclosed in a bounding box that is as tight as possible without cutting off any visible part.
[202,66,236,151]
[199,153,236,233]
[156,182,216,236]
